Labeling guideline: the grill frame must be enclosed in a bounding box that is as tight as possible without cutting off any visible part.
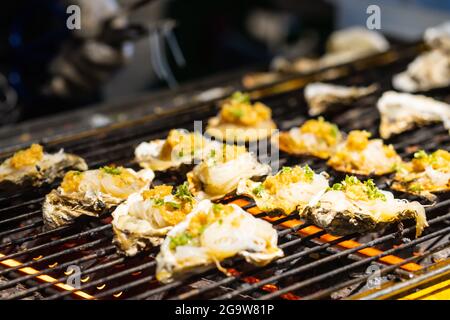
[1,41,450,300]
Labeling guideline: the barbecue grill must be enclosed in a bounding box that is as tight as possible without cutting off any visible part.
[1,42,449,300]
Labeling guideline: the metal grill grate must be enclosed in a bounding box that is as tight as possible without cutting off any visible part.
[0,43,450,300]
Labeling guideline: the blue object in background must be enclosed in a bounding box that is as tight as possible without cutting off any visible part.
[414,0,450,11]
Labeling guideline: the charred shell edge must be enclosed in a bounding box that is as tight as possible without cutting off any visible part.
[42,189,114,229]
[302,205,420,236]
[112,225,166,256]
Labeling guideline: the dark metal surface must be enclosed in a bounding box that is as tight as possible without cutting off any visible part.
[0,43,449,300]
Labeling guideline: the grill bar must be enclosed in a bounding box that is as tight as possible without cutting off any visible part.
[171,230,345,300]
[43,260,158,300]
[36,219,315,299]
[3,189,447,299]
[211,213,450,300]
[0,225,111,263]
[303,239,450,300]
[363,261,450,300]
[0,225,73,251]
[257,225,450,300]
[6,256,125,300]
[0,237,110,278]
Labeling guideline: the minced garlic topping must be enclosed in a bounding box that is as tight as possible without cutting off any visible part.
[393,149,450,194]
[262,166,314,194]
[101,167,144,189]
[169,203,234,250]
[10,144,44,169]
[219,92,272,126]
[328,176,386,201]
[208,144,247,163]
[142,185,173,200]
[410,149,450,172]
[346,130,371,151]
[61,171,83,193]
[61,166,146,195]
[143,183,194,226]
[299,117,341,146]
[328,130,399,174]
[160,130,205,160]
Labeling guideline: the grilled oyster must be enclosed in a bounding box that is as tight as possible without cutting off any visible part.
[279,27,389,73]
[392,49,450,92]
[237,165,329,215]
[393,22,450,92]
[205,92,277,142]
[327,130,401,176]
[303,176,428,237]
[112,183,196,256]
[135,129,220,172]
[43,166,154,229]
[187,144,271,200]
[156,200,283,283]
[377,91,450,139]
[273,117,343,159]
[424,21,450,51]
[391,150,450,200]
[0,144,87,191]
[304,83,378,116]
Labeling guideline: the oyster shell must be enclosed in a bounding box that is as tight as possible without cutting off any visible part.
[242,72,282,89]
[377,91,450,139]
[327,130,401,176]
[205,92,277,142]
[112,183,196,256]
[304,82,378,116]
[278,27,389,73]
[272,117,343,159]
[43,166,154,229]
[0,144,87,191]
[156,200,283,283]
[135,129,221,172]
[391,149,450,200]
[237,165,329,215]
[302,176,428,237]
[187,144,271,200]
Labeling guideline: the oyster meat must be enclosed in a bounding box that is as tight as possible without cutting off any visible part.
[273,117,343,159]
[391,149,450,200]
[302,176,428,237]
[327,130,401,176]
[304,82,378,116]
[0,144,87,191]
[112,183,196,256]
[205,92,277,142]
[237,165,329,215]
[187,144,271,200]
[135,129,221,172]
[43,166,154,229]
[156,200,283,283]
[377,91,450,139]
[277,27,389,73]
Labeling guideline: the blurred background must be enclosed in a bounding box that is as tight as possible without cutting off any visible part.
[1,0,450,125]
